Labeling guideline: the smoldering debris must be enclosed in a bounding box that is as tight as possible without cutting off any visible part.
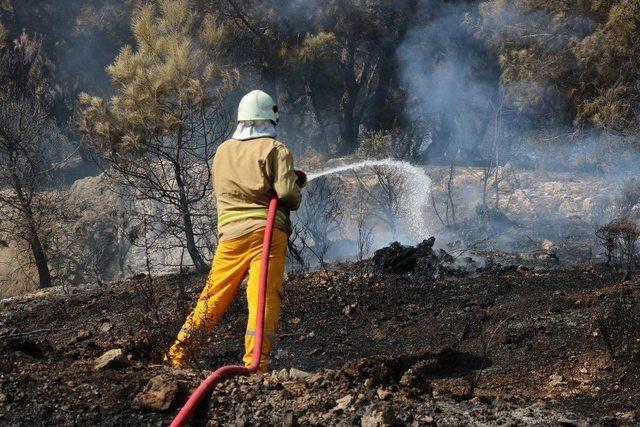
[371,237,481,277]
[370,234,567,278]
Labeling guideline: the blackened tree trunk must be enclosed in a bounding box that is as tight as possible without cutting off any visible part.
[9,156,54,289]
[30,232,52,288]
[181,203,207,272]
[174,160,208,272]
[338,101,360,155]
[366,48,395,131]
[337,46,361,155]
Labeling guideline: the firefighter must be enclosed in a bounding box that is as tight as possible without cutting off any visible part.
[166,90,306,372]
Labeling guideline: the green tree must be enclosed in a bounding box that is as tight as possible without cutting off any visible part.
[475,0,640,138]
[203,0,416,155]
[474,0,589,125]
[0,0,138,124]
[573,1,640,135]
[79,0,236,272]
[295,1,418,154]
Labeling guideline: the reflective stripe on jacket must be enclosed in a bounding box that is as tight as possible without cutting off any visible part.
[217,208,288,229]
[213,137,301,241]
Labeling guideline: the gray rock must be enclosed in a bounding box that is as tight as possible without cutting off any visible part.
[361,403,395,427]
[376,388,392,400]
[99,320,113,332]
[548,374,566,387]
[133,375,178,412]
[289,368,311,380]
[276,368,289,381]
[282,412,299,427]
[332,394,353,412]
[93,349,129,370]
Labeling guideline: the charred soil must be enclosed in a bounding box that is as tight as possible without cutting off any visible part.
[0,258,639,426]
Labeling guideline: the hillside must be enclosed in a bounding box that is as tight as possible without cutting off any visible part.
[1,248,638,426]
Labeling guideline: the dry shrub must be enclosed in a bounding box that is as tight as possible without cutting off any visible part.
[291,177,343,266]
[296,146,326,172]
[356,127,426,161]
[596,217,640,270]
[567,150,604,174]
[595,298,640,363]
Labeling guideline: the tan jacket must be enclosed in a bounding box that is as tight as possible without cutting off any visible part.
[213,137,302,241]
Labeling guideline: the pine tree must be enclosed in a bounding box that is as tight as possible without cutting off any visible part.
[79,0,237,272]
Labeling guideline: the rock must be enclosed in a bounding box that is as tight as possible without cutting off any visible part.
[540,240,554,251]
[289,368,311,380]
[282,412,299,427]
[276,368,289,381]
[399,367,431,393]
[615,411,636,422]
[343,303,357,315]
[548,374,566,387]
[99,320,113,332]
[361,403,395,427]
[133,375,178,412]
[305,372,324,385]
[333,394,353,412]
[275,348,291,359]
[93,349,129,370]
[421,415,434,423]
[376,388,391,400]
[68,329,91,345]
[371,329,386,341]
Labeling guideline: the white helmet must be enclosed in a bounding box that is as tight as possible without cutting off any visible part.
[237,90,279,124]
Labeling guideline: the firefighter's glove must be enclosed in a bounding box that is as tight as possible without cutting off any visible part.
[294,169,308,188]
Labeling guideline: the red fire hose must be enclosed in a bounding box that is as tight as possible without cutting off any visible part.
[169,196,279,427]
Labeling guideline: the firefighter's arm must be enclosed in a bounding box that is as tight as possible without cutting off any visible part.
[272,144,302,211]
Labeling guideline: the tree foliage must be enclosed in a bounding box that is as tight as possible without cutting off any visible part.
[476,0,640,137]
[79,0,236,272]
[0,0,638,159]
[3,0,640,158]
[202,0,418,155]
[573,1,640,134]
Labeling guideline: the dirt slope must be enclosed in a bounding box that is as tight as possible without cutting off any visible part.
[0,260,638,426]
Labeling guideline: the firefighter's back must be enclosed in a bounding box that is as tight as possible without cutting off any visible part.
[213,137,292,241]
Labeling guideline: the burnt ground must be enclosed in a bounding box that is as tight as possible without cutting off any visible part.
[0,259,639,426]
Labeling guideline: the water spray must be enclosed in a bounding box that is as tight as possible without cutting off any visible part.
[307,158,433,242]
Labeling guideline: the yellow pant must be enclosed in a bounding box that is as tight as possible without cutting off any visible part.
[167,228,287,372]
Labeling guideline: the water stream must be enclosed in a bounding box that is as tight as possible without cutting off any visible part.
[307,158,432,242]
